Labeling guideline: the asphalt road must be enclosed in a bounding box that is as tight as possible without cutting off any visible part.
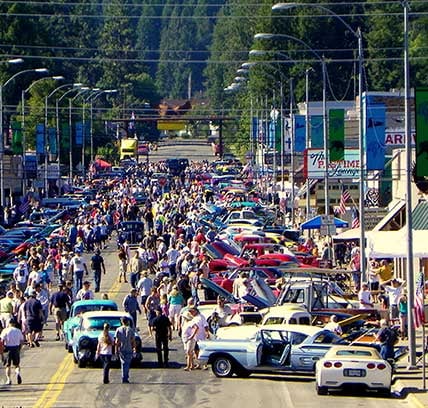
[0,241,416,408]
[0,143,416,408]
[147,138,216,162]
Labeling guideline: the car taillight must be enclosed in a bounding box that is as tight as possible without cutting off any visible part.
[377,363,386,370]
[367,363,376,369]
[334,362,342,368]
[323,362,332,368]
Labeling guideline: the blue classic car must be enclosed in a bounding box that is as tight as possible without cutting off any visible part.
[63,299,118,352]
[71,311,143,368]
[198,324,345,378]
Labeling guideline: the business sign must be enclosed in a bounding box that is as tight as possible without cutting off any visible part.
[304,148,360,179]
[385,130,416,146]
[157,120,186,131]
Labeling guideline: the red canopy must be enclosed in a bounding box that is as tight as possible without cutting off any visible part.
[94,159,111,169]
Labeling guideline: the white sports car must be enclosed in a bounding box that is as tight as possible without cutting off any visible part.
[315,345,392,395]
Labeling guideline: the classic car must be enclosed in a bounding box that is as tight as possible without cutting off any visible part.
[71,311,142,368]
[63,299,118,352]
[198,324,345,378]
[315,346,392,395]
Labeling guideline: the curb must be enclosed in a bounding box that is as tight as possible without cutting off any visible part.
[394,379,427,408]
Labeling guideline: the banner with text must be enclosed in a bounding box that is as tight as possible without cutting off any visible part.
[11,121,22,155]
[75,122,83,146]
[294,115,306,152]
[304,148,360,179]
[48,127,57,155]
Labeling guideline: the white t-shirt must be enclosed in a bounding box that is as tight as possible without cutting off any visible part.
[358,289,372,309]
[0,326,24,347]
[97,332,114,355]
[191,313,208,342]
[384,286,402,306]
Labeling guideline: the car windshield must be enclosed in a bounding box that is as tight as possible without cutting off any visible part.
[73,304,117,316]
[82,317,125,331]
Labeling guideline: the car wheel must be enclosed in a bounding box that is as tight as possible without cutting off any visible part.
[212,356,234,378]
[316,385,328,395]
[379,387,391,397]
[77,359,86,368]
[67,345,73,353]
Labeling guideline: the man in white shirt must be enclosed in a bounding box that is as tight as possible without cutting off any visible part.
[0,318,24,385]
[75,281,95,301]
[136,272,153,316]
[324,315,343,336]
[358,283,373,309]
[188,307,209,369]
[69,251,88,294]
[384,279,405,322]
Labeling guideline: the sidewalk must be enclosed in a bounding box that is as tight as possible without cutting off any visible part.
[392,335,427,407]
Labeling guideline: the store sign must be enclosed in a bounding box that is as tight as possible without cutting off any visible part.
[304,148,360,179]
[385,130,415,146]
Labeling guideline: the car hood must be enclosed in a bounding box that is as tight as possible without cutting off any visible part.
[201,278,270,309]
[251,277,277,306]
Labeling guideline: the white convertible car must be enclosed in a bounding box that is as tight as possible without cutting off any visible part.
[315,346,392,395]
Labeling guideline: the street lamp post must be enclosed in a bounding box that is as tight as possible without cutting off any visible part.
[22,75,63,195]
[55,84,84,173]
[88,89,117,163]
[272,0,366,280]
[254,33,328,216]
[0,67,48,206]
[68,88,90,182]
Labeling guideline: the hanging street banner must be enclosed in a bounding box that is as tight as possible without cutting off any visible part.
[329,109,345,162]
[11,121,22,155]
[364,95,386,171]
[48,127,57,155]
[251,117,258,141]
[36,124,45,154]
[310,115,324,149]
[75,122,83,146]
[415,88,428,177]
[60,123,70,150]
[294,115,306,152]
[304,148,360,179]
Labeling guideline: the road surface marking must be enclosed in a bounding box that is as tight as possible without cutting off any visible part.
[33,278,122,408]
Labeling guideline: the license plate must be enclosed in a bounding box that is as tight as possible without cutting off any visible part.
[344,369,365,377]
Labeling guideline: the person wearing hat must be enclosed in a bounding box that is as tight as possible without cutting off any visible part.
[151,306,172,368]
[68,250,88,294]
[13,259,29,294]
[90,249,106,293]
[0,318,24,385]
[114,316,136,384]
[122,289,141,328]
[0,291,15,331]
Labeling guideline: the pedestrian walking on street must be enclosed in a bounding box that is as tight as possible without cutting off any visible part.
[95,323,114,384]
[376,319,398,361]
[50,284,71,341]
[0,318,24,385]
[151,306,172,367]
[128,250,143,289]
[69,250,88,294]
[91,249,106,293]
[123,289,141,328]
[114,317,136,384]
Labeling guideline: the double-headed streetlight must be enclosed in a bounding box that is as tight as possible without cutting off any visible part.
[254,32,328,221]
[0,66,48,206]
[86,89,117,162]
[273,0,365,278]
[21,75,63,194]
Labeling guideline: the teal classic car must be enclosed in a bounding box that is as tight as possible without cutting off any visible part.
[72,311,143,368]
[63,299,118,352]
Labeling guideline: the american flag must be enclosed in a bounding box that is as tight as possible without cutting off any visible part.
[413,270,425,328]
[338,186,351,215]
[351,207,360,229]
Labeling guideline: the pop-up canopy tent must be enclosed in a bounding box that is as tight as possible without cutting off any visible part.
[300,215,348,230]
[366,229,428,258]
[94,158,112,170]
